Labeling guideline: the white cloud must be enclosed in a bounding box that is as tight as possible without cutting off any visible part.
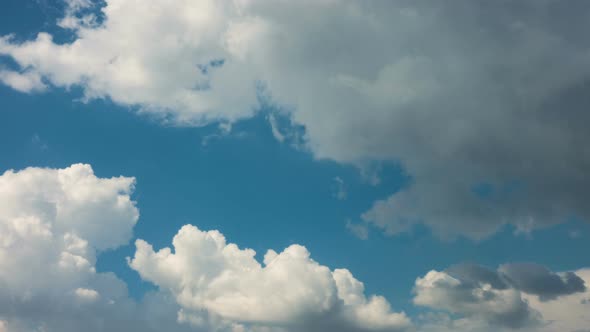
[267,114,285,143]
[74,287,100,302]
[0,163,139,251]
[129,224,411,331]
[0,0,258,123]
[0,69,46,93]
[0,164,411,332]
[0,164,138,292]
[0,164,184,332]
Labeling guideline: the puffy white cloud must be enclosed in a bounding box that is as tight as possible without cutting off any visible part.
[129,224,411,331]
[0,164,180,332]
[0,163,139,252]
[0,164,411,331]
[0,164,137,296]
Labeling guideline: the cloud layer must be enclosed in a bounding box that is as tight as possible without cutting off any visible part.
[2,1,590,239]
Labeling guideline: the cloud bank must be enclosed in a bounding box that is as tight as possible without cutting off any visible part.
[2,1,590,239]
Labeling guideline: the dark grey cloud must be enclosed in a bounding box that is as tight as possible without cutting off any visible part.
[414,269,541,329]
[499,263,587,301]
[446,263,586,301]
[446,264,509,290]
[341,1,590,239]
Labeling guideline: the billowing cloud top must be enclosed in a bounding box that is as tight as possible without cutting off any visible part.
[129,224,411,331]
[0,164,141,331]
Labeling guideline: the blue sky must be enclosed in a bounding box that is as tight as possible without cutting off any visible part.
[1,1,590,332]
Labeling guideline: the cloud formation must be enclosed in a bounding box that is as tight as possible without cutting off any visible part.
[2,1,590,238]
[414,263,587,330]
[0,164,145,331]
[1,164,590,331]
[0,164,410,332]
[414,270,541,329]
[129,224,411,332]
[499,263,586,301]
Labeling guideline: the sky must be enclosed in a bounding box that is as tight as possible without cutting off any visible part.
[1,1,590,332]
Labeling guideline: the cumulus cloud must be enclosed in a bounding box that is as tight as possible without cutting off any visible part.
[0,164,204,332]
[0,163,139,251]
[413,263,587,330]
[129,224,411,332]
[414,270,541,329]
[2,1,590,238]
[2,163,590,331]
[0,164,142,331]
[0,164,411,332]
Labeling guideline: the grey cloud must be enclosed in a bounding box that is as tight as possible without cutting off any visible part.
[2,1,590,238]
[0,289,198,332]
[413,270,541,329]
[415,263,588,330]
[499,263,587,301]
[334,1,590,239]
[446,264,509,291]
[444,263,586,301]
